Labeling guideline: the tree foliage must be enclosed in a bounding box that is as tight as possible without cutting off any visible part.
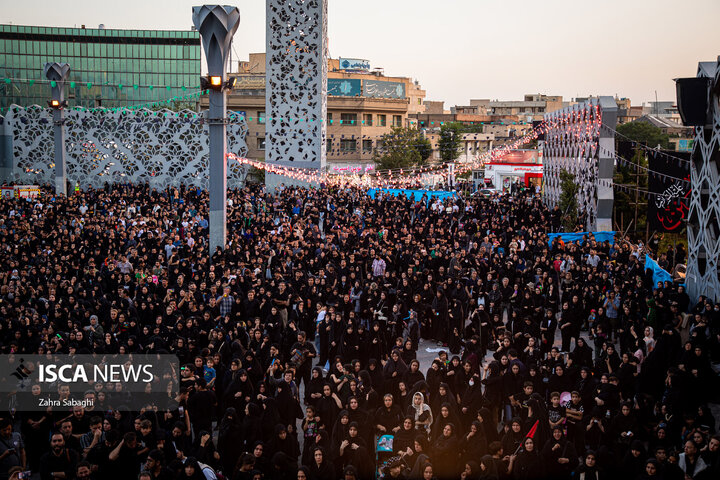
[373,127,432,170]
[245,157,265,183]
[439,122,464,162]
[613,148,648,232]
[558,168,579,230]
[616,121,670,149]
[150,100,198,112]
[614,121,662,233]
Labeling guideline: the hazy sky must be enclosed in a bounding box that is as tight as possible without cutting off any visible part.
[6,0,720,107]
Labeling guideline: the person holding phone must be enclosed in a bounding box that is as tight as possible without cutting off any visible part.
[0,419,26,478]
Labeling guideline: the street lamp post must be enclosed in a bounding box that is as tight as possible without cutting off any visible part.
[192,5,240,253]
[44,62,70,196]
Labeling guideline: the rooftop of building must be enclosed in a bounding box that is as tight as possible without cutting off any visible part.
[0,23,198,38]
[632,114,688,130]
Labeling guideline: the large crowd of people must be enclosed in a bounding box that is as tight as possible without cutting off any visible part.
[0,180,718,480]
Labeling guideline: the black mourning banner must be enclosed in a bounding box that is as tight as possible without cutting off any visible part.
[617,141,635,161]
[648,150,691,232]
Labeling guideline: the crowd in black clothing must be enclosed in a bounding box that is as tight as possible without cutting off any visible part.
[0,181,718,480]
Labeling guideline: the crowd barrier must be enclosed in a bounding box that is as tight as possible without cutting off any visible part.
[366,188,457,203]
[548,231,617,246]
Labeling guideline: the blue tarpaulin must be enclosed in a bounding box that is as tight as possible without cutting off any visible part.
[645,254,673,287]
[367,188,456,203]
[548,231,616,247]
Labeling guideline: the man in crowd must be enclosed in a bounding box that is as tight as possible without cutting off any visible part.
[0,182,715,480]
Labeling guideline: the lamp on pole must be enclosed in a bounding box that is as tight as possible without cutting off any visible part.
[44,62,70,196]
[192,4,240,254]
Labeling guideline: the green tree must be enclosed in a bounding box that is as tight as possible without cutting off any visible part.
[614,121,661,234]
[415,135,433,166]
[558,168,579,230]
[616,121,670,149]
[373,127,431,170]
[439,122,464,162]
[613,148,648,233]
[247,165,265,183]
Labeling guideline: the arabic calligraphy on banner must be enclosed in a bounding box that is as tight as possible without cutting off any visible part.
[647,150,691,232]
[363,80,406,99]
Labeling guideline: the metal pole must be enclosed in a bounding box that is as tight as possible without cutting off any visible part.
[634,165,640,236]
[44,62,70,196]
[52,107,67,195]
[192,5,241,254]
[208,91,227,254]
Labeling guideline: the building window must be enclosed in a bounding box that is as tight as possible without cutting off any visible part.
[258,111,265,124]
[326,139,333,152]
[393,115,402,127]
[378,114,387,127]
[363,114,373,126]
[363,140,373,152]
[328,112,333,125]
[257,138,265,150]
[340,139,357,152]
[341,113,357,126]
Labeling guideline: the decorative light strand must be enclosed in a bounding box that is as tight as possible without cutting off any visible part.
[602,123,692,164]
[227,121,549,188]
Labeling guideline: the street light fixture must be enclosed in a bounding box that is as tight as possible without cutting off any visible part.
[44,62,70,195]
[48,99,68,109]
[200,74,237,92]
[192,4,241,254]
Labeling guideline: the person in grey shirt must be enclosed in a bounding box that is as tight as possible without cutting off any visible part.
[586,249,600,268]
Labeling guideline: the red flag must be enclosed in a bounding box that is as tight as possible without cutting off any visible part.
[512,420,541,456]
[525,420,539,439]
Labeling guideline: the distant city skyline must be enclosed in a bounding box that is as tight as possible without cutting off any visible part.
[5,0,720,107]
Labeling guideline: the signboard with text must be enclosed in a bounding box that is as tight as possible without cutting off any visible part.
[339,57,370,72]
[328,79,362,96]
[364,80,406,99]
[234,75,266,89]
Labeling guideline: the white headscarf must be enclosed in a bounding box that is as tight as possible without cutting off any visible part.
[411,392,433,432]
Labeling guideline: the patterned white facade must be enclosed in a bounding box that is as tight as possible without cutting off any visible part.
[687,60,720,301]
[2,105,248,189]
[265,0,327,186]
[542,97,617,231]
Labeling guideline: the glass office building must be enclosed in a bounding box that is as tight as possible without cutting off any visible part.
[0,24,201,111]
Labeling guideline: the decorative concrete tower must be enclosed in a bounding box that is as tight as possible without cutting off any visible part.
[265,0,328,190]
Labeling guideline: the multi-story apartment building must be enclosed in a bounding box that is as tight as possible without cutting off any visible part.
[206,53,426,170]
